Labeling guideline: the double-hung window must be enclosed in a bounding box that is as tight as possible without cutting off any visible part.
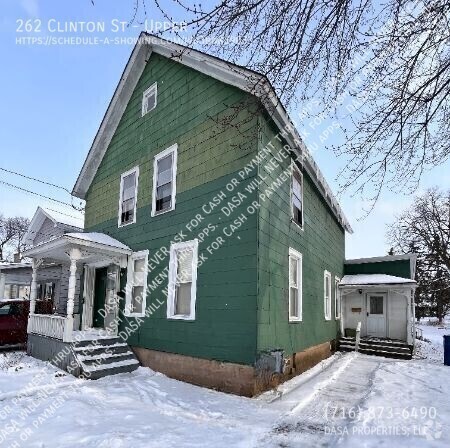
[118,167,139,227]
[142,82,157,116]
[334,276,341,319]
[324,270,332,320]
[152,144,177,216]
[167,240,198,320]
[125,250,148,317]
[288,248,303,321]
[291,164,304,228]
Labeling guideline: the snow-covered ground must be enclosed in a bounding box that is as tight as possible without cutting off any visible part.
[0,322,449,448]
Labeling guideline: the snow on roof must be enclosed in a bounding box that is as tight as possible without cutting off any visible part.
[24,206,84,245]
[0,262,32,271]
[340,274,416,286]
[41,207,84,230]
[65,232,131,251]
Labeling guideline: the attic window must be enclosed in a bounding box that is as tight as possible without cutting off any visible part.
[142,83,157,116]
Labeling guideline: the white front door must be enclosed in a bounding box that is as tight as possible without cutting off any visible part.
[366,294,386,338]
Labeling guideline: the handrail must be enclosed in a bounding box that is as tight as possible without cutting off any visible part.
[355,321,362,352]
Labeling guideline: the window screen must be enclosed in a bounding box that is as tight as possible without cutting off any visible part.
[370,296,384,314]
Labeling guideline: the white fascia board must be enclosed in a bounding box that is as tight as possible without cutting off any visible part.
[345,254,417,264]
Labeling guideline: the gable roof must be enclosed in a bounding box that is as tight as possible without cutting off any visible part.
[23,207,84,245]
[72,33,352,233]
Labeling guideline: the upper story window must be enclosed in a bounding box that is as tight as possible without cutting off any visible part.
[291,164,304,228]
[118,166,139,227]
[324,270,332,320]
[125,250,149,317]
[289,248,303,322]
[152,144,177,216]
[142,82,157,116]
[167,240,198,320]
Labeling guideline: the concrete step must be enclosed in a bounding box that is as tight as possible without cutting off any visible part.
[80,359,140,380]
[337,337,412,359]
[359,347,412,359]
[72,336,122,349]
[73,343,130,356]
[71,338,140,379]
[338,344,356,351]
[359,342,411,354]
[361,339,410,349]
[79,351,136,367]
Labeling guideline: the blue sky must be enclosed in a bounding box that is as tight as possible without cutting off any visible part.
[0,0,448,258]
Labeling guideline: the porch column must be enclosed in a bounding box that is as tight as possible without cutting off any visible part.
[410,288,416,346]
[406,291,412,345]
[29,259,39,315]
[0,273,5,300]
[64,248,81,342]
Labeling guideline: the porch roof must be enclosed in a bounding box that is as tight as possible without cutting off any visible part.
[340,274,416,288]
[23,232,132,263]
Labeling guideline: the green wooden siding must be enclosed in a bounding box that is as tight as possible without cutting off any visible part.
[344,259,411,279]
[84,51,348,367]
[84,53,259,365]
[255,116,345,355]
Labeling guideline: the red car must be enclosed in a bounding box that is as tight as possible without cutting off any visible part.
[0,300,29,347]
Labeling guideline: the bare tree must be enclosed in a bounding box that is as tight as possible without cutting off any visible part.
[387,188,450,322]
[0,215,30,261]
[142,0,449,202]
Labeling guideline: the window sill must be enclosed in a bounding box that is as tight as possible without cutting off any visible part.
[118,220,136,228]
[289,317,302,323]
[151,207,175,218]
[124,312,145,318]
[167,314,195,321]
[291,218,304,232]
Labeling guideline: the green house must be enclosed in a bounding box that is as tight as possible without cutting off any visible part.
[23,34,416,396]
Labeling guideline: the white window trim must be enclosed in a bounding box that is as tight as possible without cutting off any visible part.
[289,247,303,322]
[142,82,157,116]
[125,250,149,317]
[151,144,178,217]
[324,270,332,320]
[291,162,304,230]
[167,239,198,321]
[118,166,139,228]
[334,276,341,319]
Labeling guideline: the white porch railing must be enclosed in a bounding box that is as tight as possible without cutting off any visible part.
[27,314,73,342]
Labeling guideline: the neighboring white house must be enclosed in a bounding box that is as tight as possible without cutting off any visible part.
[339,255,417,346]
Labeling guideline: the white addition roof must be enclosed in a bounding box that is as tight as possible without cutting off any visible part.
[64,232,131,251]
[340,274,416,287]
[23,232,132,263]
[72,33,352,233]
[23,206,84,245]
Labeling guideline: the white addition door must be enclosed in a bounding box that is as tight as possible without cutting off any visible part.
[366,294,386,338]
